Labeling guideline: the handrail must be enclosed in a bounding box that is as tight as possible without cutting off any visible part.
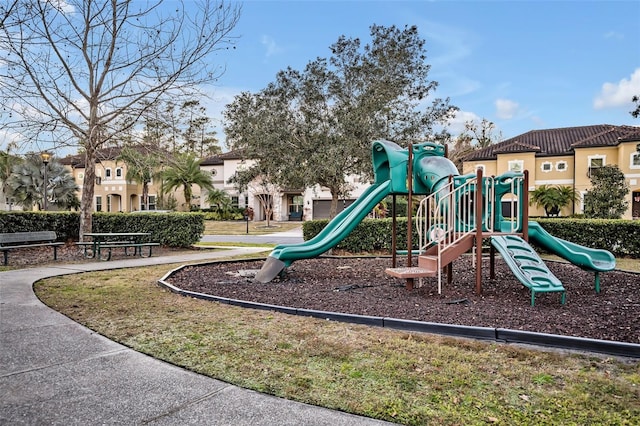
[416,174,479,292]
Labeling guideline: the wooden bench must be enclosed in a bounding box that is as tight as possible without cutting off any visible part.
[0,231,64,265]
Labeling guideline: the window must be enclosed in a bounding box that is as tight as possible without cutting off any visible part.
[231,196,239,208]
[590,157,604,168]
[116,167,123,178]
[148,195,157,210]
[588,155,605,178]
[508,160,523,172]
[106,195,111,212]
[105,168,112,180]
[556,161,567,172]
[541,162,552,172]
[96,196,102,212]
[288,195,304,213]
[631,152,640,169]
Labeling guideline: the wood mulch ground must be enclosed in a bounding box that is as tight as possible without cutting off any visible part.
[10,245,639,345]
[166,255,640,345]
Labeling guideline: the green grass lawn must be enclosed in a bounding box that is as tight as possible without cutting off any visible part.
[35,263,640,425]
[204,220,302,235]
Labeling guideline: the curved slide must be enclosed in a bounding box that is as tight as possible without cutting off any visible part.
[255,180,392,282]
[527,221,616,273]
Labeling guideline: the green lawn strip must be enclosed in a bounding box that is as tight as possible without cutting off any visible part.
[34,266,640,425]
[204,221,301,235]
[194,241,275,249]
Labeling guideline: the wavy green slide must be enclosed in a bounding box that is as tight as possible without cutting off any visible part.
[255,180,392,283]
[493,221,616,301]
[490,234,565,306]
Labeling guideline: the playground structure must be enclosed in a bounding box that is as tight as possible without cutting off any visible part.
[255,140,616,305]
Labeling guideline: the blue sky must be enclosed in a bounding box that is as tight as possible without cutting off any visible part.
[203,0,640,148]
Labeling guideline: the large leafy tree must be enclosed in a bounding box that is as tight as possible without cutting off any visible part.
[224,24,457,217]
[584,165,629,219]
[0,0,240,238]
[6,154,79,211]
[162,154,214,211]
[530,185,579,217]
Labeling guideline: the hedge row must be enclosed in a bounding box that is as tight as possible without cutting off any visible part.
[0,211,204,247]
[534,218,640,257]
[303,218,419,253]
[303,217,640,257]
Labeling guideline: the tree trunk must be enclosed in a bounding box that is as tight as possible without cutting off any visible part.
[184,185,192,211]
[80,146,97,241]
[330,191,340,219]
[142,182,149,210]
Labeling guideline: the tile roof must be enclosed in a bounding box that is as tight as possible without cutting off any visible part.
[200,149,246,166]
[464,124,640,161]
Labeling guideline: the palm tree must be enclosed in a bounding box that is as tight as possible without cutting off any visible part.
[117,147,162,211]
[206,188,233,218]
[162,154,214,211]
[530,185,578,217]
[7,153,80,210]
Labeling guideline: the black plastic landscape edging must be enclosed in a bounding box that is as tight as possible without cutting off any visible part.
[158,261,640,359]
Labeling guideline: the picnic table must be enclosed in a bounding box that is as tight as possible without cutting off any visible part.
[80,232,159,261]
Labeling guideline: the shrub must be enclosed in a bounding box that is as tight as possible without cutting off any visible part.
[303,217,640,257]
[0,211,205,247]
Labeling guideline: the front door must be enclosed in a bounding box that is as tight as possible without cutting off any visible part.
[633,191,640,219]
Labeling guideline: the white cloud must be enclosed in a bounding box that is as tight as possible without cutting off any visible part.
[446,110,480,135]
[50,0,75,14]
[593,68,640,109]
[603,31,624,40]
[419,20,473,68]
[260,35,284,58]
[495,99,519,119]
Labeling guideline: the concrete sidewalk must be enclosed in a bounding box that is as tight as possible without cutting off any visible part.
[0,248,394,425]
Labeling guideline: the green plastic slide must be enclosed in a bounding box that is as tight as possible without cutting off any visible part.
[255,180,392,282]
[491,235,566,306]
[527,221,615,293]
[527,221,616,273]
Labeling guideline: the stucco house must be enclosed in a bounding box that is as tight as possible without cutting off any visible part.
[59,146,188,213]
[199,150,370,221]
[461,124,640,219]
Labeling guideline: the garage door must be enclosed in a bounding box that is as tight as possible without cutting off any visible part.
[312,199,355,219]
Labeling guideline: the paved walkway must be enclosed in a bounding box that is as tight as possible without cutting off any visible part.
[0,246,393,425]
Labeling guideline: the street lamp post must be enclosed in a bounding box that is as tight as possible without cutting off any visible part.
[40,151,52,211]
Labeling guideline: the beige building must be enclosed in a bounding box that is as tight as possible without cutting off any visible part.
[60,147,188,212]
[462,124,640,219]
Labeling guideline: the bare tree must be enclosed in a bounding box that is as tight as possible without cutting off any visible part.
[0,0,240,238]
[463,118,502,148]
